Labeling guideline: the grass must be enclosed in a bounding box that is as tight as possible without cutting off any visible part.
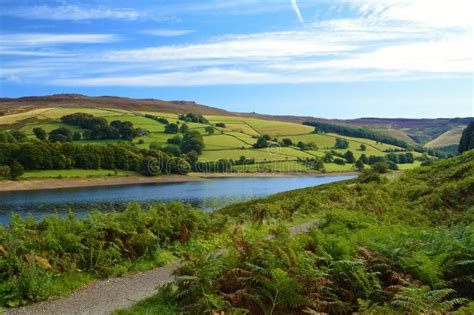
[115,151,474,314]
[2,107,425,173]
[0,108,53,125]
[21,169,137,179]
[425,125,465,148]
[20,123,86,136]
[200,147,314,162]
[203,134,251,150]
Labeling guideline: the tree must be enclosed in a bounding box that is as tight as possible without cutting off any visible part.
[0,165,11,178]
[387,160,399,170]
[163,145,181,157]
[360,144,367,151]
[180,124,189,133]
[355,159,364,171]
[253,137,269,149]
[178,113,209,124]
[33,127,47,141]
[386,153,398,163]
[335,138,349,149]
[49,127,73,143]
[459,120,474,153]
[205,126,214,134]
[297,141,305,150]
[371,161,388,173]
[282,138,293,146]
[323,151,333,163]
[215,123,226,128]
[9,160,24,179]
[344,150,356,163]
[181,130,204,154]
[164,123,179,134]
[72,132,82,141]
[11,130,27,142]
[167,135,182,145]
[359,153,368,164]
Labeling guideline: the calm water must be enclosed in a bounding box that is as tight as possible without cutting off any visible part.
[0,176,354,225]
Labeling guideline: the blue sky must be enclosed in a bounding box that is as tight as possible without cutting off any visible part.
[0,0,472,118]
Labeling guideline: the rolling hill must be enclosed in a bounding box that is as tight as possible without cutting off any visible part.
[0,94,470,151]
[0,105,426,176]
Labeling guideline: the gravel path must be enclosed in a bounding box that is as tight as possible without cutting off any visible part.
[3,262,178,315]
[3,220,320,315]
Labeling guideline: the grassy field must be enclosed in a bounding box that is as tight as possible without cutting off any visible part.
[425,125,465,148]
[0,107,424,173]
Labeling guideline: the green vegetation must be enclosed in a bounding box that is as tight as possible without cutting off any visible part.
[304,121,412,149]
[0,140,192,179]
[426,125,466,149]
[459,120,474,153]
[21,169,135,179]
[1,146,472,312]
[0,108,445,176]
[118,150,474,314]
[0,203,210,308]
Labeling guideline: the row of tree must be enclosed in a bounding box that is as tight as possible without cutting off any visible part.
[304,121,411,148]
[178,113,209,124]
[60,113,145,140]
[0,140,196,179]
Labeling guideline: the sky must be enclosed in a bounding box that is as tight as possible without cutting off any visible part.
[0,0,473,119]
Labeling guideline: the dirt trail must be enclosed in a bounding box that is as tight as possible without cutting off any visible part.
[3,220,320,315]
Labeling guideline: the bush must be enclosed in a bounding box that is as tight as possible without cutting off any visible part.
[0,203,211,308]
[371,161,389,173]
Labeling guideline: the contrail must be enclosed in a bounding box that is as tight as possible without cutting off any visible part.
[291,0,304,23]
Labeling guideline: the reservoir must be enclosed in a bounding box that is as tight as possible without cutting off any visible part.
[0,176,354,224]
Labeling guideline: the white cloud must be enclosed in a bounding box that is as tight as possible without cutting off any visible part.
[0,34,119,47]
[291,0,304,23]
[53,68,287,87]
[342,0,473,29]
[270,36,473,74]
[2,5,140,21]
[142,30,195,37]
[104,31,357,62]
[2,0,472,87]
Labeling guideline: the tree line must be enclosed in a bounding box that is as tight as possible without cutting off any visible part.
[60,113,147,141]
[0,140,196,179]
[304,121,411,149]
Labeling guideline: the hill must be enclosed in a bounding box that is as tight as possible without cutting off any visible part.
[118,150,474,314]
[425,125,466,148]
[0,94,470,149]
[0,94,233,116]
[0,106,425,177]
[244,113,471,147]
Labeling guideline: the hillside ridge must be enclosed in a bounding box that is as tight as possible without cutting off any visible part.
[0,94,471,146]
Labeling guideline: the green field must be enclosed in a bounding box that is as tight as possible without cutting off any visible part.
[425,125,465,148]
[0,107,425,173]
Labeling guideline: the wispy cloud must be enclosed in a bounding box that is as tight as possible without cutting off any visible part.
[291,0,304,23]
[142,30,195,37]
[1,4,140,21]
[1,0,472,87]
[104,31,356,62]
[0,34,119,47]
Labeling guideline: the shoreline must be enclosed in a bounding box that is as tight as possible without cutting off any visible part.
[194,171,358,178]
[0,172,358,193]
